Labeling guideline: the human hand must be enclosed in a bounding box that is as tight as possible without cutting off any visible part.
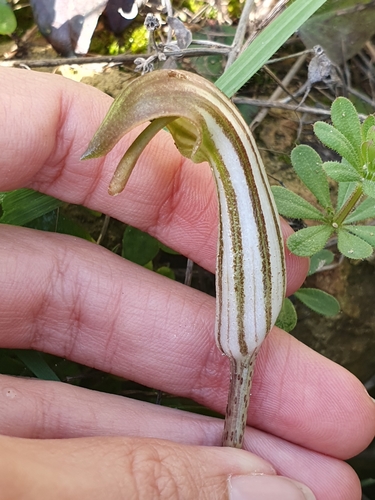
[0,68,374,500]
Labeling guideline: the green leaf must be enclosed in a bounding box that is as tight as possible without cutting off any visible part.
[12,350,60,381]
[0,350,26,376]
[215,0,328,97]
[365,124,375,143]
[294,288,340,317]
[308,249,334,275]
[0,189,64,226]
[337,181,357,210]
[337,228,373,259]
[331,97,361,152]
[345,225,375,247]
[287,225,333,257]
[159,243,180,255]
[122,226,160,265]
[314,121,360,169]
[0,3,17,35]
[271,186,325,220]
[362,140,375,170]
[362,179,375,199]
[291,145,332,209]
[362,116,375,141]
[156,266,175,280]
[191,27,236,83]
[345,197,375,223]
[25,211,95,242]
[323,161,361,182]
[275,297,297,332]
[56,215,95,241]
[24,210,59,232]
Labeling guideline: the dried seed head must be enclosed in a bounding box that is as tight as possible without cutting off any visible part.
[144,13,160,31]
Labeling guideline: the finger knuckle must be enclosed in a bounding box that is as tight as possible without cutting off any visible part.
[127,440,198,500]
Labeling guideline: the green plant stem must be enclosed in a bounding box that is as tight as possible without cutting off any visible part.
[333,185,363,226]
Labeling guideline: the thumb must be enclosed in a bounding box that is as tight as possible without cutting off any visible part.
[0,434,315,499]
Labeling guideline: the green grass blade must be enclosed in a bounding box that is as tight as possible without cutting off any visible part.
[13,350,60,381]
[0,188,63,226]
[215,0,328,97]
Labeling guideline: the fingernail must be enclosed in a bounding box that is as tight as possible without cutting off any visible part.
[228,475,316,500]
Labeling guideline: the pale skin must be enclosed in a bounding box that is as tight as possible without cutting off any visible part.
[0,68,374,499]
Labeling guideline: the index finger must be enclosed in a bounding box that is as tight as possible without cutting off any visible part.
[0,67,308,293]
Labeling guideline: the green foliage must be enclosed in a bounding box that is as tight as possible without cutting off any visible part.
[182,0,206,14]
[345,197,375,223]
[276,246,340,328]
[294,249,339,318]
[0,189,63,225]
[337,228,373,259]
[0,189,180,382]
[0,1,17,35]
[308,249,334,275]
[122,225,160,265]
[108,40,126,56]
[271,186,326,220]
[159,243,180,255]
[275,297,297,332]
[125,25,148,54]
[294,288,340,317]
[26,210,95,241]
[122,226,178,279]
[12,350,60,381]
[215,0,327,97]
[0,189,94,241]
[0,0,332,391]
[227,0,243,20]
[91,25,148,55]
[299,0,375,64]
[272,97,375,260]
[291,146,332,210]
[287,225,334,256]
[156,266,175,280]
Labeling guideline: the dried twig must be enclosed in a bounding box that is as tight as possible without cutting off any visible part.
[250,53,308,128]
[348,86,375,108]
[96,215,111,245]
[242,0,289,52]
[225,0,255,69]
[184,258,194,287]
[0,46,231,68]
[234,96,331,116]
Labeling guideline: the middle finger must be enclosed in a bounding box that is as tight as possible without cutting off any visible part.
[0,225,372,459]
